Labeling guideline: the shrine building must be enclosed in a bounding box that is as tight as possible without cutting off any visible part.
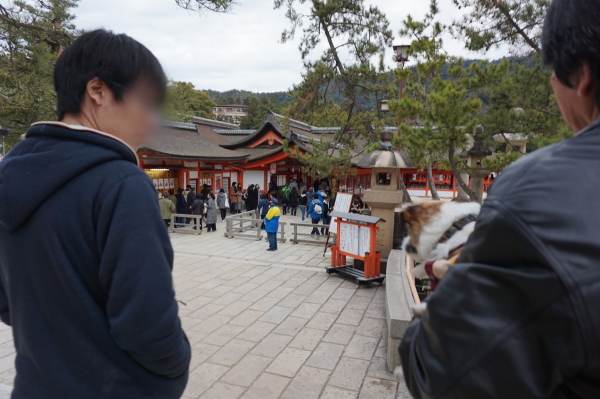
[138,113,496,199]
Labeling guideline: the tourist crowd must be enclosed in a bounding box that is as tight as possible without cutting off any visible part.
[157,176,367,236]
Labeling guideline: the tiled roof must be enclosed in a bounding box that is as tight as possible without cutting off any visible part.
[270,112,342,134]
[188,116,240,130]
[140,122,250,161]
[234,147,283,162]
[221,120,284,149]
[196,124,230,145]
[162,121,197,130]
[213,129,255,135]
[270,111,398,134]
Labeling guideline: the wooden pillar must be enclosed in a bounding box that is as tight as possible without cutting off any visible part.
[177,169,185,190]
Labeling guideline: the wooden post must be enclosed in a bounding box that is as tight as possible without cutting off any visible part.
[279,222,286,242]
[364,252,372,278]
[331,245,338,267]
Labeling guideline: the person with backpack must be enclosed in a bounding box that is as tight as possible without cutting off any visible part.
[281,184,291,199]
[307,197,323,239]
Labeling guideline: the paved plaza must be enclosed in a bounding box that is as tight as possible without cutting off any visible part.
[0,214,411,398]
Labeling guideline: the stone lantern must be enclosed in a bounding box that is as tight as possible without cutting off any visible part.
[465,125,492,203]
[357,130,413,259]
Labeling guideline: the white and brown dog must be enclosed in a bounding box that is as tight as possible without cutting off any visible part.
[394,201,480,381]
[402,201,481,291]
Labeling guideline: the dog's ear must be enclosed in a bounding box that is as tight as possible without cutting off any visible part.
[401,205,420,225]
[400,206,418,237]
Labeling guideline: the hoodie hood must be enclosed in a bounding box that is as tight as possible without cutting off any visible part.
[0,122,138,231]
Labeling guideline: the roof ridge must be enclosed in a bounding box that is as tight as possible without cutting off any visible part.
[189,116,240,129]
[162,120,197,130]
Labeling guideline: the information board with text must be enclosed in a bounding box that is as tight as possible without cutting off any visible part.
[329,193,353,235]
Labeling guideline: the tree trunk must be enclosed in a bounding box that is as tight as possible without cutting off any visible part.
[448,141,478,202]
[427,164,440,201]
[399,178,412,204]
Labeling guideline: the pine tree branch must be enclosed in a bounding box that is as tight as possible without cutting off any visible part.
[491,0,541,54]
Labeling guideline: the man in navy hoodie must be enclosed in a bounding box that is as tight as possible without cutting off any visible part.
[0,30,190,398]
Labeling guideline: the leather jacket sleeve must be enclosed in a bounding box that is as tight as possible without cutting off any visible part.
[400,199,585,399]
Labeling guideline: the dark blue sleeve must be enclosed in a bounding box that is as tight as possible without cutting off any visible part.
[96,173,190,378]
[0,274,10,326]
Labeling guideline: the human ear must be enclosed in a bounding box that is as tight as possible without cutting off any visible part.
[85,77,107,107]
[575,62,594,98]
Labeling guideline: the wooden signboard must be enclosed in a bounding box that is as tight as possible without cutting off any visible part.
[326,211,385,285]
[329,193,353,235]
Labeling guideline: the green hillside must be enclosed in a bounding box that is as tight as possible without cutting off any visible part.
[204,89,292,107]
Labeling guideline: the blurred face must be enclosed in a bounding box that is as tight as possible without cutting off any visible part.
[71,76,162,149]
[105,78,161,148]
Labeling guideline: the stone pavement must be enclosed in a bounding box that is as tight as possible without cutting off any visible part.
[0,212,412,399]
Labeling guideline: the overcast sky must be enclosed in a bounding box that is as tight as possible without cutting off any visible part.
[74,0,509,93]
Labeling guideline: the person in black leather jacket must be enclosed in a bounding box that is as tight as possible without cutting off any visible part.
[400,1,600,397]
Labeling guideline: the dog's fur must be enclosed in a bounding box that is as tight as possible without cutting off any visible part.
[401,201,481,279]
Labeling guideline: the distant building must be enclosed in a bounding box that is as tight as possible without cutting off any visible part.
[212,104,247,123]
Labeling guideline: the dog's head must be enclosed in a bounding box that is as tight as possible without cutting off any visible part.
[401,201,481,261]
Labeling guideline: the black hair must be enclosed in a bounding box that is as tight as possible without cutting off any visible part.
[195,193,202,199]
[542,0,600,106]
[168,188,174,195]
[219,188,225,193]
[177,188,184,194]
[54,29,166,120]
